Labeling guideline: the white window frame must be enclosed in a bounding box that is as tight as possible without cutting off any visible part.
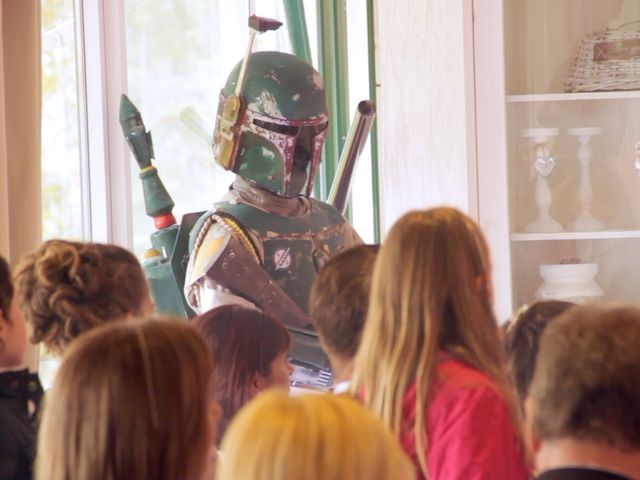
[75,0,132,247]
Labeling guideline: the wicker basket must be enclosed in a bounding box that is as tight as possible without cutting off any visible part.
[564,22,640,92]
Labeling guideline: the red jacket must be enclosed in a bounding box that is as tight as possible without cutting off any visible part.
[400,358,530,480]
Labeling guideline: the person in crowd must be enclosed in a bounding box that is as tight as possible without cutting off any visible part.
[309,244,379,393]
[0,255,43,480]
[36,317,220,480]
[351,207,529,480]
[503,300,574,406]
[14,239,154,355]
[526,303,640,480]
[218,390,416,480]
[192,305,292,443]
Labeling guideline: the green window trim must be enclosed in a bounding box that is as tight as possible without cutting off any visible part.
[366,0,381,242]
[283,0,313,64]
[315,0,350,205]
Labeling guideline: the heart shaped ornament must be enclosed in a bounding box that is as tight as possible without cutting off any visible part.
[535,155,556,178]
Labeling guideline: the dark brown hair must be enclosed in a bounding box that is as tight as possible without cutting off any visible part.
[14,240,149,354]
[36,317,214,480]
[309,244,379,359]
[530,303,640,449]
[504,300,574,404]
[0,255,13,320]
[192,305,290,443]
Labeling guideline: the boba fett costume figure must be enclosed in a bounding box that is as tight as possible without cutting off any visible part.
[121,16,370,387]
[120,16,375,388]
[184,47,362,370]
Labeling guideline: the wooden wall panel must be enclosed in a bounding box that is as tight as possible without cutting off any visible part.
[374,0,475,235]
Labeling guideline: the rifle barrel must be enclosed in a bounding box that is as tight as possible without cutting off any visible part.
[328,100,376,214]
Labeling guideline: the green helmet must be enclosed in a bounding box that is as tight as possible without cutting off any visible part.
[212,51,329,197]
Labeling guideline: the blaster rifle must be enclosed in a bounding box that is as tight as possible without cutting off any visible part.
[328,100,377,214]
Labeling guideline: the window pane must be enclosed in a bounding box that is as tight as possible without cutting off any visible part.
[41,0,83,241]
[346,0,375,243]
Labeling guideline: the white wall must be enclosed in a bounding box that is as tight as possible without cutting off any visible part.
[374,0,476,235]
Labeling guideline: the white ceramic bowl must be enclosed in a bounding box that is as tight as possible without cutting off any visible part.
[536,263,604,302]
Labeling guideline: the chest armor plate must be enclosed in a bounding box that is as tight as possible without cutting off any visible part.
[216,198,356,313]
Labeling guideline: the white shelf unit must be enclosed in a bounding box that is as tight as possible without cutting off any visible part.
[474,0,640,318]
[507,91,640,103]
[512,230,640,241]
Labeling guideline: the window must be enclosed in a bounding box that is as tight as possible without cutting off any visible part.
[124,0,378,251]
[42,0,377,251]
[345,0,377,242]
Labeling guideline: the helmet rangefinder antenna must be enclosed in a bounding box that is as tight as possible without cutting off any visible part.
[215,15,282,170]
[236,16,282,96]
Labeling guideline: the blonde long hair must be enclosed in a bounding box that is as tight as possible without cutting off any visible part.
[351,207,522,477]
[218,391,416,480]
[36,317,214,480]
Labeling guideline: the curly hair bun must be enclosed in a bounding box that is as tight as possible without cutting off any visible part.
[14,240,149,354]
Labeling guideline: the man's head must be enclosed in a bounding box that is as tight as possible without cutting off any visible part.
[309,244,379,381]
[213,51,329,198]
[528,303,640,451]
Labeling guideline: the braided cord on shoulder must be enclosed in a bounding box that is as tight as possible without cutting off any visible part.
[191,213,261,265]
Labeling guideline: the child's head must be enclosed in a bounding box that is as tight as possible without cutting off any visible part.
[14,240,153,354]
[356,207,497,378]
[504,300,574,404]
[309,244,379,380]
[0,255,28,368]
[36,317,218,480]
[219,390,416,480]
[353,207,519,476]
[192,305,291,442]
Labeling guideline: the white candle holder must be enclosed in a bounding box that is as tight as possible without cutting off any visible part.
[523,128,563,233]
[567,127,603,231]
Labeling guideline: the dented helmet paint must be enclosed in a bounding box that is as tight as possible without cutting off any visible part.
[212,51,329,197]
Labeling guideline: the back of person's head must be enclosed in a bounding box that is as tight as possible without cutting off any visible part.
[504,300,574,404]
[0,255,13,319]
[309,244,379,361]
[14,239,151,354]
[529,303,640,451]
[192,305,291,442]
[0,254,28,368]
[352,207,520,476]
[218,390,416,480]
[36,317,216,480]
